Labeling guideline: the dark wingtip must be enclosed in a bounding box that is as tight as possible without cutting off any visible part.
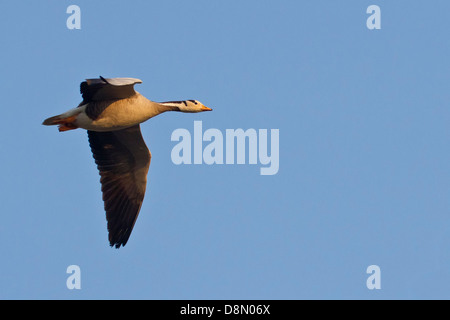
[109,235,129,249]
[110,242,127,249]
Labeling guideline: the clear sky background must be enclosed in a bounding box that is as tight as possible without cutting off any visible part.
[0,0,449,299]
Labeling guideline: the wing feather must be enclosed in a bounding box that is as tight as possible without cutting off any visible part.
[80,77,142,103]
[87,124,151,248]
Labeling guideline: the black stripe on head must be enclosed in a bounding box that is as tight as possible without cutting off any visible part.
[188,100,198,104]
[163,100,187,106]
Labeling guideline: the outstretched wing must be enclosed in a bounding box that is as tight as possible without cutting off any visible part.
[80,76,142,103]
[87,124,151,248]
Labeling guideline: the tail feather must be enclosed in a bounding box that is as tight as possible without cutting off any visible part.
[42,115,63,126]
[42,114,79,132]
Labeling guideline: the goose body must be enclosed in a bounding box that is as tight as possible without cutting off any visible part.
[43,77,212,248]
[58,93,166,132]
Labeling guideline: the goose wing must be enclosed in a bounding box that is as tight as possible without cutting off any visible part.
[88,124,151,248]
[80,76,142,103]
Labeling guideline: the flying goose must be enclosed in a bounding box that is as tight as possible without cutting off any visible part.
[43,77,212,248]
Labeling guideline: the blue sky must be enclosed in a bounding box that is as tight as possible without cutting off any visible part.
[1,0,449,299]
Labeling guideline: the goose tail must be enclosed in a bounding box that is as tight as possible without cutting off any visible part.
[42,112,79,132]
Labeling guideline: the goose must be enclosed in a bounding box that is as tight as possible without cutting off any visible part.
[43,77,212,248]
